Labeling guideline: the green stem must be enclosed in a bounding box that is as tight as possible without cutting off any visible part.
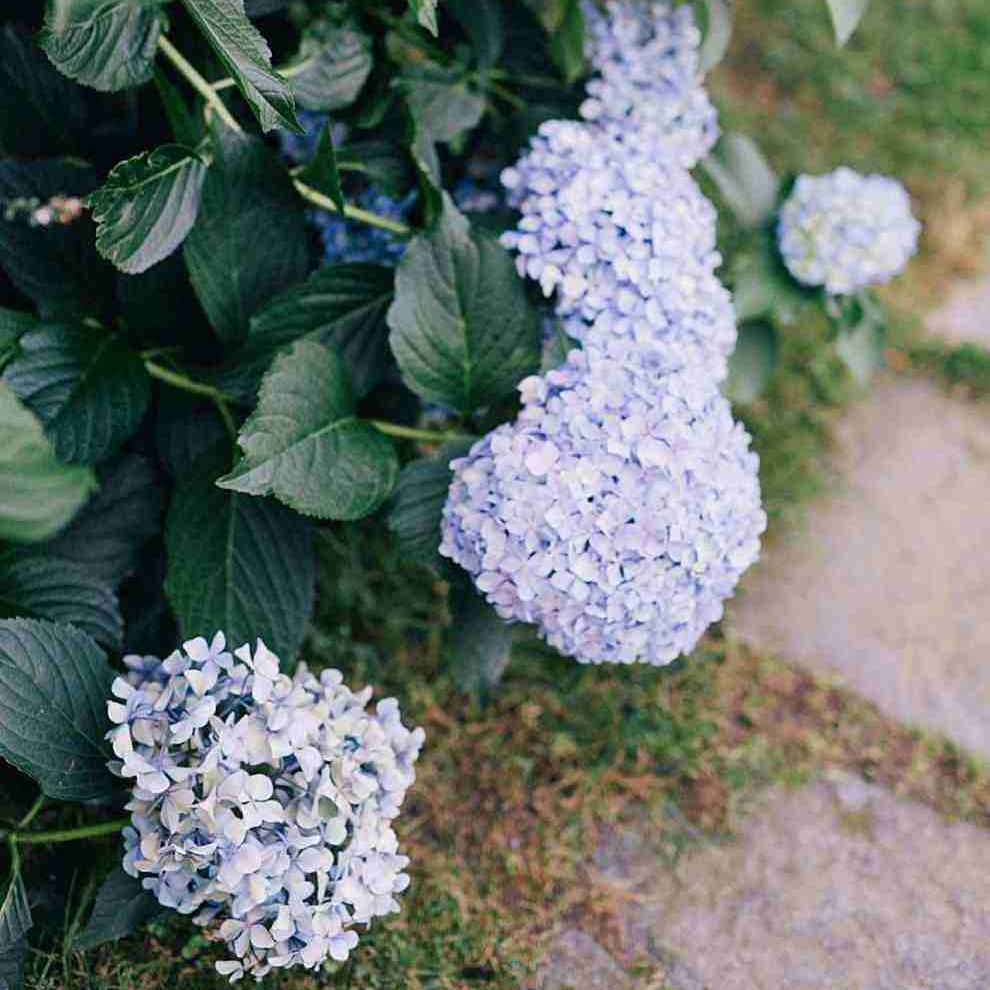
[158,35,242,133]
[7,818,129,846]
[293,179,412,237]
[368,420,475,444]
[17,795,45,830]
[144,359,238,439]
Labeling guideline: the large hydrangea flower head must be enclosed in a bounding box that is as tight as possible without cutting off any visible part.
[777,167,921,295]
[500,120,736,378]
[580,0,719,168]
[107,633,424,982]
[439,346,766,665]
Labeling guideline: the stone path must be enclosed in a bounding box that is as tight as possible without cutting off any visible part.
[572,775,990,990]
[729,376,990,761]
[927,275,990,348]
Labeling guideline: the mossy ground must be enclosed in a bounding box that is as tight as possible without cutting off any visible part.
[15,1,990,986]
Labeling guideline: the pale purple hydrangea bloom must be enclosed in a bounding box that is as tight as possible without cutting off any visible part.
[580,0,718,169]
[439,347,766,665]
[500,120,736,380]
[777,167,921,295]
[108,632,424,983]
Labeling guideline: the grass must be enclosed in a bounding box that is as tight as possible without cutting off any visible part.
[14,1,990,987]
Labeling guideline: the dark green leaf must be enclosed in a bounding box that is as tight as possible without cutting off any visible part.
[288,21,373,112]
[43,454,162,586]
[88,145,208,275]
[388,195,540,413]
[0,310,36,369]
[446,583,513,693]
[4,325,151,465]
[521,0,569,32]
[0,383,96,545]
[698,0,732,74]
[0,617,115,801]
[0,25,88,157]
[297,124,344,214]
[74,866,163,950]
[116,251,208,345]
[703,133,779,229]
[0,159,111,321]
[154,69,203,147]
[825,0,870,46]
[245,0,285,14]
[184,125,309,346]
[218,341,399,521]
[165,443,316,658]
[408,0,439,36]
[219,263,394,402]
[0,869,31,990]
[179,0,303,133]
[335,140,414,198]
[836,317,885,386]
[0,552,122,648]
[725,320,777,405]
[400,63,486,148]
[41,0,163,92]
[728,232,808,326]
[387,441,472,573]
[548,0,585,84]
[446,0,505,68]
[153,391,227,478]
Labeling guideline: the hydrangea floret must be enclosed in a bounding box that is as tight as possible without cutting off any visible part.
[440,346,766,665]
[108,632,424,982]
[777,167,921,294]
[580,0,718,169]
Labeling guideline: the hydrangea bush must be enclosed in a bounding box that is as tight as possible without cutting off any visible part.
[0,0,913,983]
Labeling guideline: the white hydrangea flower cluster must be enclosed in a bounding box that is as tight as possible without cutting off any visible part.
[579,0,719,169]
[107,633,424,983]
[777,167,921,295]
[500,119,736,379]
[440,345,766,665]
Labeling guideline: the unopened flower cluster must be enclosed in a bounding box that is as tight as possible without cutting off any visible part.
[441,345,765,665]
[108,632,424,982]
[2,194,84,227]
[777,167,920,295]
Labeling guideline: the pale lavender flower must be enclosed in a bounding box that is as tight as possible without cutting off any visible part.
[778,167,920,294]
[108,633,424,983]
[440,347,766,665]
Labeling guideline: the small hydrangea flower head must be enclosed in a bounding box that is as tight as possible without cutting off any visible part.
[777,167,921,295]
[579,0,719,168]
[500,120,735,378]
[439,346,766,665]
[108,632,424,982]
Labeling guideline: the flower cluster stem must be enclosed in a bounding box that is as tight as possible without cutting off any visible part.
[156,35,412,238]
[144,359,470,446]
[144,359,238,439]
[368,420,475,444]
[2,818,129,846]
[157,36,242,133]
[292,180,412,237]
